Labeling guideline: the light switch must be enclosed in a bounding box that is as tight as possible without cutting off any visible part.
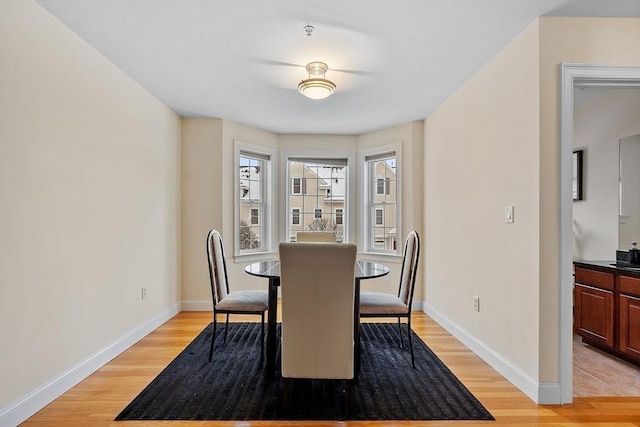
[505,206,514,223]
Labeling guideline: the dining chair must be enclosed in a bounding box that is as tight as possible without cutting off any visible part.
[278,242,358,416]
[206,229,268,362]
[360,230,420,367]
[296,231,336,242]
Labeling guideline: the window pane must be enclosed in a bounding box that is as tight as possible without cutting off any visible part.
[238,152,267,253]
[367,153,397,253]
[287,159,347,242]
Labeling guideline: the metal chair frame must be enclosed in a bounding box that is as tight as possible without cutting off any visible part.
[360,231,420,368]
[206,229,267,362]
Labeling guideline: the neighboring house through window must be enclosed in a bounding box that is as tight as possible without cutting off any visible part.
[363,148,400,254]
[286,157,348,243]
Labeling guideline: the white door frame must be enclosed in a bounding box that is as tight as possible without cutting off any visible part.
[558,63,640,403]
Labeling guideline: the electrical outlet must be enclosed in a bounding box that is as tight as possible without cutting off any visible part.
[473,296,480,312]
[141,286,148,300]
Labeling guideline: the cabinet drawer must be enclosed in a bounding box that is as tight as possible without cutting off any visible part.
[575,267,614,291]
[619,275,640,298]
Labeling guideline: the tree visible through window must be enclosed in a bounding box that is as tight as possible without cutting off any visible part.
[238,153,267,252]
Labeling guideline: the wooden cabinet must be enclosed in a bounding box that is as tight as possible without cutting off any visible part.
[573,263,640,365]
[574,283,614,347]
[618,275,640,360]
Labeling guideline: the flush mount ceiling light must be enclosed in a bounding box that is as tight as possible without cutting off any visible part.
[297,61,336,100]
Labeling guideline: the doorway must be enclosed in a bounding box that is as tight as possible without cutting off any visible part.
[559,64,640,403]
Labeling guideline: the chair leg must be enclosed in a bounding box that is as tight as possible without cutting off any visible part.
[260,312,265,363]
[208,312,217,362]
[344,378,353,420]
[408,315,415,368]
[397,317,404,349]
[223,313,229,343]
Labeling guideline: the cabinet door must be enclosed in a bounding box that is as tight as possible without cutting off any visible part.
[619,294,640,360]
[575,284,614,347]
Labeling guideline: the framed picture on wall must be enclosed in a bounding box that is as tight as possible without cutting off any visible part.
[572,150,584,201]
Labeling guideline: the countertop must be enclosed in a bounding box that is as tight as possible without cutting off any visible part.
[574,260,640,278]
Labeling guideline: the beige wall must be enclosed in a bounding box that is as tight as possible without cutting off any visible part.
[424,16,640,400]
[0,0,181,410]
[424,21,542,382]
[538,17,640,383]
[180,125,425,308]
[357,122,424,300]
[181,119,280,307]
[181,118,223,304]
[573,89,640,260]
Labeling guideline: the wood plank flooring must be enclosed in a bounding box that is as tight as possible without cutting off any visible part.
[21,311,640,426]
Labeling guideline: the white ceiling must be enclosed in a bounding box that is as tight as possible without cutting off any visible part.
[35,0,640,135]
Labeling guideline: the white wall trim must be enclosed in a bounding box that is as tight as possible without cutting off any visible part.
[0,304,180,427]
[423,303,559,404]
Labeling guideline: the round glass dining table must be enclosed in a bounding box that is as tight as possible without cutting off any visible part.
[245,259,390,373]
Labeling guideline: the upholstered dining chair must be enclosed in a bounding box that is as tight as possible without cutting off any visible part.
[279,242,358,414]
[360,230,420,368]
[296,231,336,242]
[206,229,268,362]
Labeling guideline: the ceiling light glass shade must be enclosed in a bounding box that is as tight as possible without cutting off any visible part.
[297,78,336,99]
[298,61,336,99]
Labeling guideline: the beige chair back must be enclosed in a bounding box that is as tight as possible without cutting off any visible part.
[296,231,336,243]
[206,229,229,304]
[279,242,357,379]
[398,231,420,306]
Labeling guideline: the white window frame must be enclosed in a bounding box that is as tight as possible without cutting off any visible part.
[281,150,355,244]
[360,143,402,257]
[234,141,276,260]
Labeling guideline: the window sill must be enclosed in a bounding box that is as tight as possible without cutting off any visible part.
[234,250,402,265]
[233,251,278,264]
[357,251,403,264]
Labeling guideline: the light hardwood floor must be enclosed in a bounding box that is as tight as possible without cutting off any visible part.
[22,311,640,426]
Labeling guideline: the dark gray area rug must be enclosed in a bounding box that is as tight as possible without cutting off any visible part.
[115,322,494,421]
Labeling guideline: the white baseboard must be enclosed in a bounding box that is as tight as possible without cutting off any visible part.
[423,303,560,405]
[0,303,180,427]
